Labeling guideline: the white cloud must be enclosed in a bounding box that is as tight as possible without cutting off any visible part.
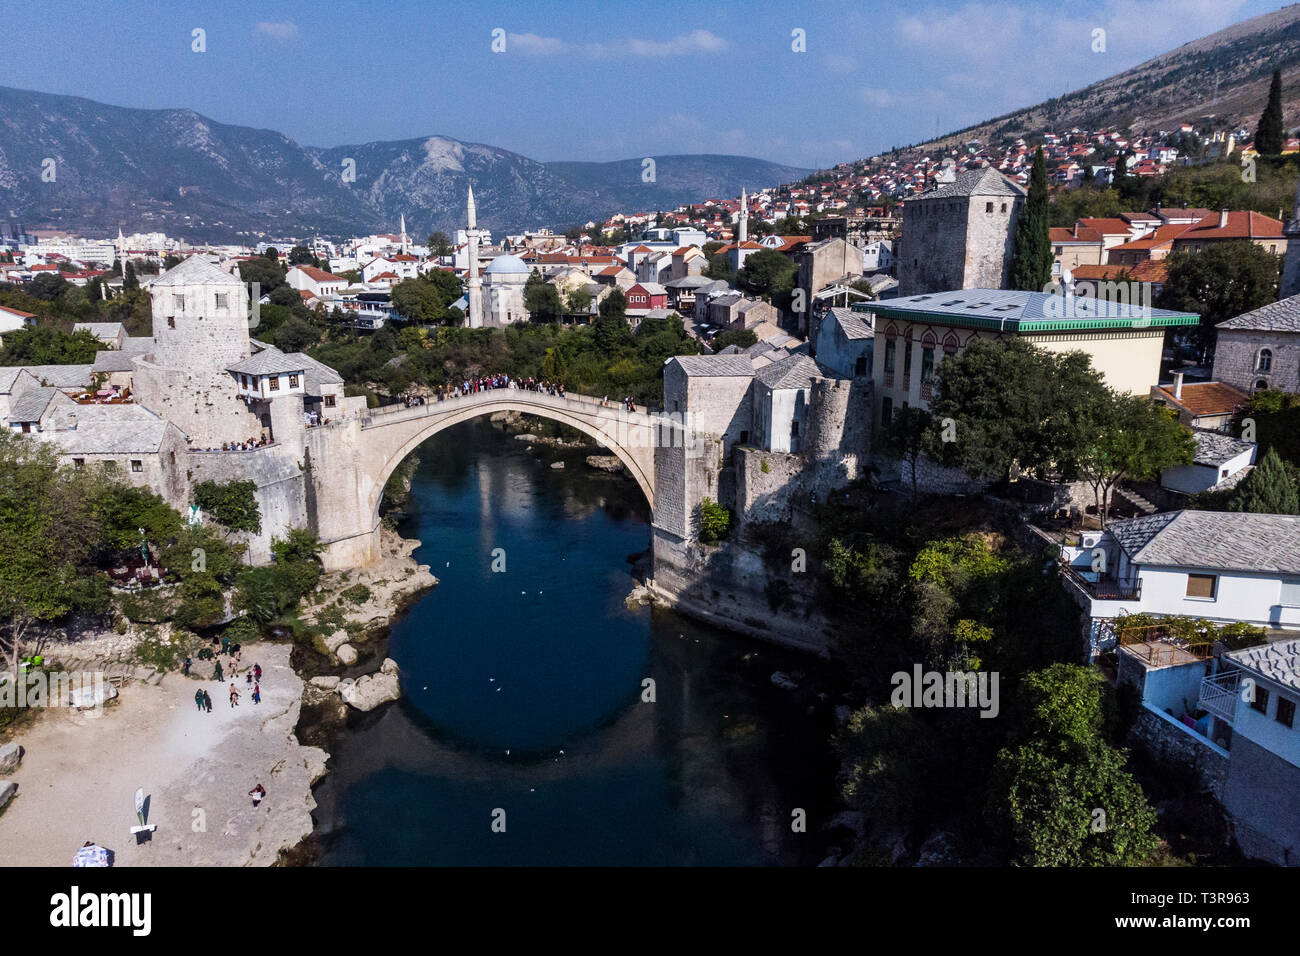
[825,53,857,75]
[506,28,727,59]
[254,21,299,42]
[860,88,895,108]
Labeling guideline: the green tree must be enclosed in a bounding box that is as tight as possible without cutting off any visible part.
[426,232,453,257]
[710,328,758,351]
[123,261,139,291]
[929,338,1109,480]
[566,286,593,317]
[1157,241,1281,349]
[989,663,1159,866]
[273,316,321,353]
[1071,393,1195,526]
[193,480,262,534]
[0,433,104,674]
[883,405,934,501]
[1256,68,1285,156]
[736,248,797,300]
[1229,446,1300,514]
[1009,146,1052,291]
[287,246,316,266]
[524,275,563,322]
[0,326,102,365]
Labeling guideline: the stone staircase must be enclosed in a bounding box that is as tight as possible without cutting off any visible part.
[1115,486,1158,515]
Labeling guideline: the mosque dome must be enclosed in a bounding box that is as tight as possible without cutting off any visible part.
[484,254,529,276]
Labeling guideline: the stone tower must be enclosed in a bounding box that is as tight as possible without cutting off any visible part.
[131,255,262,447]
[897,167,1025,296]
[465,186,485,328]
[1281,175,1300,299]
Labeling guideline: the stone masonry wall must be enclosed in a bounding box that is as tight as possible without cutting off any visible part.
[1213,329,1300,394]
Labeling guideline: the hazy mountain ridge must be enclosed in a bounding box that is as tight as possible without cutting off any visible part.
[897,4,1300,157]
[0,86,808,241]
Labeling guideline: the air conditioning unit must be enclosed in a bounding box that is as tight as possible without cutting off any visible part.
[1080,531,1104,550]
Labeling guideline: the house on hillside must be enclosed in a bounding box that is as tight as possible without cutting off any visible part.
[1159,429,1256,495]
[1058,510,1300,631]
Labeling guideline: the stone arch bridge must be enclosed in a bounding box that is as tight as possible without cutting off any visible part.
[307,388,661,569]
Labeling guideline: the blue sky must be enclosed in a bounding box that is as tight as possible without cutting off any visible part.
[1,0,1288,168]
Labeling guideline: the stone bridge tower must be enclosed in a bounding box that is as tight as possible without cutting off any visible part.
[132,255,263,447]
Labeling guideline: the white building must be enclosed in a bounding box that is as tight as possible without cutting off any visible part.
[482,254,530,325]
[1160,430,1256,495]
[287,264,348,298]
[1061,510,1300,630]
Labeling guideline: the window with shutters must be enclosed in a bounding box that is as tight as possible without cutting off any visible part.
[1186,573,1217,599]
[1277,696,1296,728]
[1281,578,1300,607]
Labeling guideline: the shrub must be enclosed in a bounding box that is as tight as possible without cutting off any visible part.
[340,583,372,606]
[699,498,731,545]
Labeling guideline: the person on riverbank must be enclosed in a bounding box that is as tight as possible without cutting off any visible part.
[203,690,213,713]
[229,685,240,708]
[253,663,262,683]
[194,689,204,711]
[220,635,229,655]
[183,656,192,676]
[249,784,265,807]
[252,683,261,705]
[213,660,224,683]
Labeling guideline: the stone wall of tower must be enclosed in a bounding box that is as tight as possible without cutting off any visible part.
[898,198,970,295]
[804,376,871,484]
[898,194,1021,295]
[132,357,262,448]
[133,277,260,447]
[963,195,1022,290]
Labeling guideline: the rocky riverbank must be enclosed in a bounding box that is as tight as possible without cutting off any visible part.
[0,641,327,866]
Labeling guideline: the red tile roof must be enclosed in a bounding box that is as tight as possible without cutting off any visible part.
[293,265,346,283]
[1078,217,1133,235]
[1178,211,1283,240]
[1152,381,1249,417]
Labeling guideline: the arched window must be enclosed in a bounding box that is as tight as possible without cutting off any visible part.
[1257,348,1273,372]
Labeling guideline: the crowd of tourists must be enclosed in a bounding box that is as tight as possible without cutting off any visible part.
[399,375,570,406]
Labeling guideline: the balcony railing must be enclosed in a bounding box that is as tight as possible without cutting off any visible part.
[1059,562,1142,601]
[1119,623,1214,667]
[1197,670,1240,724]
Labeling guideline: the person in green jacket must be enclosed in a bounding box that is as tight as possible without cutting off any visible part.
[194,689,204,711]
[213,660,224,683]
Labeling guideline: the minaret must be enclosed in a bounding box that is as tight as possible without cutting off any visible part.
[1282,177,1300,299]
[399,214,408,255]
[116,228,127,276]
[738,186,748,244]
[466,186,484,328]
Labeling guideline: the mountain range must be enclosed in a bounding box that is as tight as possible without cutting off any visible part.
[0,85,809,242]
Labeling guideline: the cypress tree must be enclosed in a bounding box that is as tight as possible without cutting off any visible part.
[1229,446,1299,514]
[123,260,138,291]
[1255,69,1285,156]
[1009,146,1052,291]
